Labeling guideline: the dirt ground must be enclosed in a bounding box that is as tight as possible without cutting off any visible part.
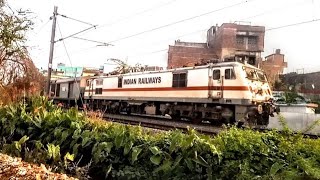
[0,153,77,180]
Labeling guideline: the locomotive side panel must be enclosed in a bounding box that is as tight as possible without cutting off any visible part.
[87,68,211,100]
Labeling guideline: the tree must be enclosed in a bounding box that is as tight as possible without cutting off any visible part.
[107,58,148,75]
[0,0,44,105]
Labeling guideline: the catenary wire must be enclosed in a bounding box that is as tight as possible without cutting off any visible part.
[56,20,85,106]
[129,18,320,59]
[57,13,96,26]
[55,25,97,43]
[266,18,320,31]
[106,0,255,44]
[91,0,178,29]
[72,37,113,46]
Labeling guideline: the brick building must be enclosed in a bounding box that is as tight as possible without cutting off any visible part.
[260,49,287,86]
[167,41,218,69]
[167,23,265,68]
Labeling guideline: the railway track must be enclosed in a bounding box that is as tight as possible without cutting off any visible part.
[103,113,320,138]
[103,113,223,135]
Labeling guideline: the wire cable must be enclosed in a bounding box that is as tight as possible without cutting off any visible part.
[266,18,320,31]
[57,13,96,26]
[56,20,85,107]
[72,36,114,46]
[239,0,305,21]
[106,0,254,44]
[55,25,97,43]
[98,0,179,29]
[35,19,51,35]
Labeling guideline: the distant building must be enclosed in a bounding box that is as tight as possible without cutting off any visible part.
[280,71,320,99]
[57,63,83,77]
[40,63,101,81]
[260,49,288,87]
[167,22,265,69]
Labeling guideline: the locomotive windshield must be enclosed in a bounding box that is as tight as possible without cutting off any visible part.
[244,67,267,82]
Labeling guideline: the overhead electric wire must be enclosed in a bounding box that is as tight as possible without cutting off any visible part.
[239,0,305,21]
[95,0,178,29]
[266,18,320,31]
[55,25,97,43]
[35,19,51,35]
[130,18,320,59]
[56,20,85,106]
[72,36,114,46]
[106,0,254,44]
[52,0,253,59]
[52,45,97,60]
[127,4,320,59]
[57,13,96,26]
[52,0,318,63]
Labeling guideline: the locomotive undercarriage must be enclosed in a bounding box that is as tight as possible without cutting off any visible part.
[88,99,272,127]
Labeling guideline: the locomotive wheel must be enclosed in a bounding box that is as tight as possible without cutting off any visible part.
[191,112,202,124]
[126,107,131,115]
[246,110,257,128]
[171,110,181,120]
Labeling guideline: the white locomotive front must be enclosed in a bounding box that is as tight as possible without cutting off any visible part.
[84,61,277,127]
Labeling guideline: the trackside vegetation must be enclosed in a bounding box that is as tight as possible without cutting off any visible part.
[0,97,320,179]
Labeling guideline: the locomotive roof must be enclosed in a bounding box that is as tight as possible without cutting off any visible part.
[55,61,262,82]
[92,61,261,78]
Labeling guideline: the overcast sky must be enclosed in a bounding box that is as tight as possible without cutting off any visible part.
[8,0,320,73]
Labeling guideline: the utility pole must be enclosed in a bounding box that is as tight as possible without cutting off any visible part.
[46,6,58,97]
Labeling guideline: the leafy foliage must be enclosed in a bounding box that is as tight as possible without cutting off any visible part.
[0,96,320,179]
[0,0,44,105]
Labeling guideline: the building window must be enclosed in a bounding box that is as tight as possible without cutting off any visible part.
[225,69,236,79]
[96,79,103,85]
[213,70,220,80]
[118,77,123,88]
[172,72,187,88]
[86,80,90,87]
[95,88,102,94]
[248,36,257,45]
[236,35,244,44]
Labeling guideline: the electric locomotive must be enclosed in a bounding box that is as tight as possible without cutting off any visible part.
[83,61,277,127]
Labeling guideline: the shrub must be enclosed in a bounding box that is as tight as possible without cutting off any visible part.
[0,96,320,179]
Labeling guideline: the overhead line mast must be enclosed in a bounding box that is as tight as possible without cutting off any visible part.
[46,6,58,97]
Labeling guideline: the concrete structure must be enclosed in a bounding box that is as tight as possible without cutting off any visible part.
[268,112,320,135]
[281,71,320,99]
[260,49,288,87]
[276,104,317,114]
[167,23,265,69]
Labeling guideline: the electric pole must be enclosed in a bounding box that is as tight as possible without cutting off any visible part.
[46,6,58,97]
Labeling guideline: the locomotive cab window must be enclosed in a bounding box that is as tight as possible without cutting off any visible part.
[225,69,236,79]
[213,70,220,80]
[118,77,123,88]
[172,72,187,88]
[95,88,102,94]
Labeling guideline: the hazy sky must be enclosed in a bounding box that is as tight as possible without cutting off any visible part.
[8,0,320,73]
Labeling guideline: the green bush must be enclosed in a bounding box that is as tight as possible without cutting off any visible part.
[0,96,320,179]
